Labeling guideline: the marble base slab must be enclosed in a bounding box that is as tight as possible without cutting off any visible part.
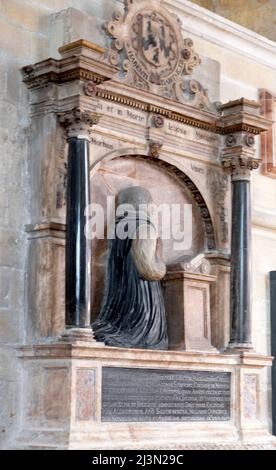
[15,342,276,450]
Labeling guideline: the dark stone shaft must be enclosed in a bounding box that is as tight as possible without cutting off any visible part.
[230,179,252,345]
[270,271,276,436]
[65,137,91,327]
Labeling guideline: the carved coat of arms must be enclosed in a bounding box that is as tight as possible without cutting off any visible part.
[130,9,178,85]
[139,12,176,69]
[105,0,212,108]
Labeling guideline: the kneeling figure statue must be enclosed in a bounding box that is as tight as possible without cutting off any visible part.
[92,186,168,350]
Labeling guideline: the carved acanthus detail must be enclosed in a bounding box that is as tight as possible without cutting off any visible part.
[222,155,260,172]
[221,125,259,180]
[104,0,216,111]
[222,155,260,181]
[58,108,100,140]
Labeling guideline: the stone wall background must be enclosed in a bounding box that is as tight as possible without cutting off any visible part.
[191,0,276,42]
[0,0,123,449]
[1,0,276,447]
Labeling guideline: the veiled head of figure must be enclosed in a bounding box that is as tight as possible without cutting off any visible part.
[116,186,165,281]
[116,186,153,216]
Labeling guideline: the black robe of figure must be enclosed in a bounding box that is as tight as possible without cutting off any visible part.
[92,217,168,350]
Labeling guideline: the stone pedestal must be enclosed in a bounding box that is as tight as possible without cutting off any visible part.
[15,343,275,450]
[207,254,231,350]
[163,270,216,351]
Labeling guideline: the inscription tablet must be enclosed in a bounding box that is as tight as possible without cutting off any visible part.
[102,367,231,422]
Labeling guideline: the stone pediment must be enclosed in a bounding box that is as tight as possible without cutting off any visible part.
[104,0,217,112]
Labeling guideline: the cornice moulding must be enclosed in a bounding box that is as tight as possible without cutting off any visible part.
[18,342,273,367]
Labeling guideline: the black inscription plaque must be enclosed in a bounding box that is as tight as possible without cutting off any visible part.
[102,367,231,422]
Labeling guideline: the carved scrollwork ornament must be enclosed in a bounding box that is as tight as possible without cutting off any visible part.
[103,49,120,66]
[103,0,219,110]
[201,259,211,275]
[148,140,163,158]
[182,39,200,75]
[181,79,216,111]
[183,254,211,275]
[207,168,229,243]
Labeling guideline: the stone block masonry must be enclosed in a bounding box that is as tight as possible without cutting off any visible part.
[0,0,122,449]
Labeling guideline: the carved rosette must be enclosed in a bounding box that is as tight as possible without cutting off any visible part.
[244,134,255,147]
[225,134,237,147]
[103,0,216,109]
[58,108,100,141]
[151,114,165,128]
[225,133,256,149]
[84,81,98,97]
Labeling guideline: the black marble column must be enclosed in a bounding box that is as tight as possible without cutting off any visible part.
[229,176,252,347]
[59,108,99,331]
[220,100,268,352]
[66,137,91,327]
[270,271,276,435]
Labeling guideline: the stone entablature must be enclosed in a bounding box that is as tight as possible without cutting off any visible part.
[22,41,271,138]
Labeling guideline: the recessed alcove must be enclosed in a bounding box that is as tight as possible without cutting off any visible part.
[91,155,216,351]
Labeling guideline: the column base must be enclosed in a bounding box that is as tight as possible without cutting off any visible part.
[60,327,102,345]
[225,342,254,352]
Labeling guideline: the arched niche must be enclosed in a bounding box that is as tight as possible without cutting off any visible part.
[90,154,216,323]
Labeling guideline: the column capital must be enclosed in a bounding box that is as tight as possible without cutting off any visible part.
[58,107,100,141]
[221,132,260,181]
[222,155,260,181]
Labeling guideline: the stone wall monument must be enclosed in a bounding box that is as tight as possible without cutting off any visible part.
[15,0,276,450]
